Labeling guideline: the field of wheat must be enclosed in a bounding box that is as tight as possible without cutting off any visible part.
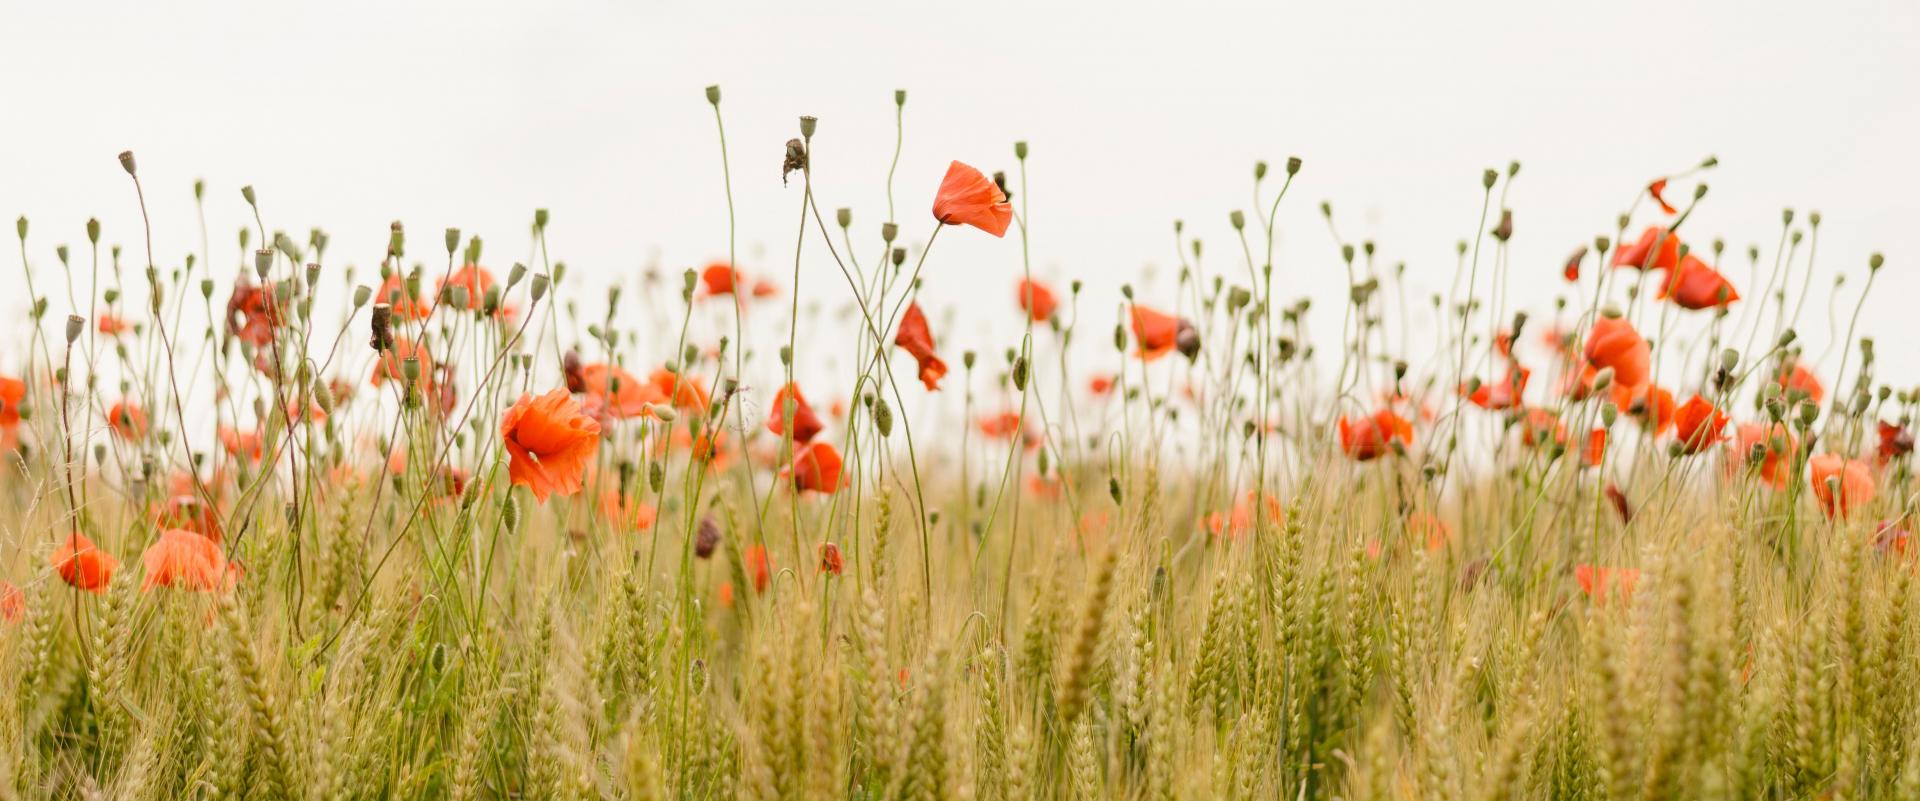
[0,87,1915,801]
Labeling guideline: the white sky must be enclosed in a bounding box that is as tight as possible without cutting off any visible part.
[4,0,1917,393]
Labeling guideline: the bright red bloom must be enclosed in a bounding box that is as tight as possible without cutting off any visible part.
[1337,409,1414,461]
[500,389,602,503]
[1581,428,1609,467]
[577,363,651,419]
[701,263,739,296]
[106,400,148,441]
[1612,227,1683,271]
[375,273,431,320]
[1732,422,1798,489]
[0,582,22,624]
[1809,454,1876,519]
[894,302,948,391]
[745,544,771,593]
[51,531,117,593]
[1660,254,1740,310]
[1574,565,1640,605]
[1017,279,1058,323]
[1671,395,1730,454]
[438,264,495,311]
[1130,305,1180,362]
[1205,491,1285,540]
[219,425,263,463]
[140,529,227,592]
[0,376,20,450]
[1584,316,1650,389]
[1776,361,1824,405]
[96,311,131,337]
[151,495,223,542]
[1647,178,1678,215]
[598,487,658,532]
[225,281,282,348]
[783,442,844,494]
[766,383,824,445]
[1615,383,1676,435]
[648,369,710,411]
[1877,421,1914,464]
[931,160,1012,237]
[817,542,844,576]
[1464,367,1529,410]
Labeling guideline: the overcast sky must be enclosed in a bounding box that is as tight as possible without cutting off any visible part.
[4,0,1916,389]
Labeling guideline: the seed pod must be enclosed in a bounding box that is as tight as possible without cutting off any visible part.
[1109,476,1123,504]
[1011,357,1029,391]
[649,461,665,493]
[501,494,521,532]
[874,397,894,437]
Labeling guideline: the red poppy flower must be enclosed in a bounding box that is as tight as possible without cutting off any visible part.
[1671,395,1730,454]
[977,410,1040,450]
[96,312,131,337]
[1731,422,1798,489]
[51,531,117,593]
[1584,316,1650,389]
[1017,279,1058,323]
[371,337,436,392]
[743,544,771,593]
[931,160,1012,237]
[151,495,223,542]
[1614,384,1676,435]
[1647,178,1678,215]
[1130,305,1181,362]
[1518,407,1567,450]
[766,383,824,445]
[648,369,710,411]
[1205,491,1285,540]
[1574,565,1640,605]
[106,400,148,441]
[783,442,844,494]
[1464,367,1529,410]
[894,302,948,391]
[1874,521,1912,558]
[1809,454,1876,519]
[219,426,263,463]
[817,542,844,576]
[225,281,282,348]
[1776,361,1824,405]
[751,278,778,298]
[1659,254,1740,310]
[500,389,602,502]
[1877,421,1914,464]
[598,487,658,532]
[0,582,22,624]
[577,363,651,419]
[141,529,227,592]
[0,376,23,429]
[439,264,495,311]
[701,263,739,296]
[1612,227,1683,271]
[1337,408,1414,461]
[1581,428,1608,467]
[375,273,431,320]
[1087,373,1114,397]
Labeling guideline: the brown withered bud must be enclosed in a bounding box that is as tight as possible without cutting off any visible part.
[782,138,808,185]
[562,350,586,393]
[1175,318,1202,362]
[369,303,394,353]
[695,517,721,559]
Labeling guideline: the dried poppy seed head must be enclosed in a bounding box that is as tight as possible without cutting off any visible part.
[798,116,817,138]
[65,315,84,344]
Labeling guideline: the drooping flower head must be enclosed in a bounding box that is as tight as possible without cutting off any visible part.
[1659,254,1741,310]
[931,160,1013,237]
[500,389,602,502]
[766,383,824,445]
[895,302,948,391]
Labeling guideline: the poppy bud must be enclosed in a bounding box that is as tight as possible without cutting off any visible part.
[1113,324,1127,352]
[1482,168,1498,189]
[1011,357,1029,390]
[1694,183,1709,200]
[508,263,527,287]
[696,516,720,558]
[445,228,460,255]
[14,216,24,241]
[1591,367,1614,393]
[65,315,84,344]
[448,286,469,310]
[705,85,721,105]
[465,236,483,266]
[650,460,666,493]
[86,218,100,244]
[1175,319,1201,361]
[1600,403,1618,426]
[553,262,567,284]
[893,88,906,107]
[962,350,976,369]
[1109,476,1122,504]
[501,494,521,532]
[535,209,550,229]
[798,116,817,138]
[1800,402,1820,426]
[118,151,137,176]
[836,208,851,228]
[1229,210,1245,231]
[1254,161,1268,181]
[875,397,894,437]
[1776,329,1796,348]
[1013,140,1029,161]
[1719,349,1739,372]
[1869,253,1884,272]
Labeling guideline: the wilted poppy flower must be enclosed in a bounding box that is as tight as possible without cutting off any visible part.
[766,383,824,445]
[1205,491,1285,540]
[1731,422,1798,489]
[225,281,282,348]
[577,363,651,419]
[1130,305,1181,362]
[931,160,1012,237]
[51,532,117,593]
[1584,316,1650,389]
[501,389,602,502]
[439,264,495,311]
[1659,254,1740,310]
[1877,420,1914,464]
[106,400,148,441]
[0,582,22,624]
[219,425,263,463]
[894,302,948,391]
[1017,279,1058,323]
[1775,361,1824,406]
[375,273,431,320]
[1809,454,1876,519]
[783,442,844,494]
[1671,395,1730,454]
[701,263,740,296]
[817,542,844,576]
[598,487,658,532]
[141,529,226,592]
[1464,367,1529,410]
[744,544,771,593]
[1611,227,1683,271]
[1646,178,1678,215]
[1574,565,1640,605]
[96,311,131,337]
[1337,409,1414,461]
[648,369,710,411]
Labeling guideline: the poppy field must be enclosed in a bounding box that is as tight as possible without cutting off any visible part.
[3,88,1919,801]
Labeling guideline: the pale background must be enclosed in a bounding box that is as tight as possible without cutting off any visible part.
[4,0,1917,395]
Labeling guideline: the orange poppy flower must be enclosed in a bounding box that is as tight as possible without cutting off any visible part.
[0,375,23,428]
[1026,474,1063,499]
[500,389,602,502]
[977,410,1040,450]
[1017,279,1058,323]
[648,369,710,411]
[1775,361,1824,406]
[151,495,223,542]
[1518,407,1565,449]
[1087,373,1114,397]
[371,336,435,391]
[766,383,824,445]
[817,542,844,576]
[1874,522,1912,558]
[717,581,736,608]
[750,278,779,298]
[894,302,947,391]
[0,582,22,624]
[96,311,131,337]
[931,160,1012,237]
[1464,367,1529,410]
[1611,227,1683,271]
[1646,178,1678,215]
[1731,422,1798,489]
[744,544,771,593]
[1659,254,1740,310]
[1671,395,1729,454]
[1574,565,1640,605]
[219,425,263,463]
[1580,428,1609,467]
[439,264,495,311]
[225,281,282,348]
[51,531,117,593]
[1877,420,1914,465]
[576,363,651,419]
[598,487,658,532]
[1130,305,1181,362]
[1584,316,1650,389]
[1205,491,1285,540]
[1562,245,1588,282]
[375,273,431,320]
[701,263,739,296]
[106,400,148,441]
[141,529,227,592]
[1809,454,1876,519]
[1337,408,1414,461]
[783,442,844,494]
[1409,511,1453,551]
[1614,383,1676,435]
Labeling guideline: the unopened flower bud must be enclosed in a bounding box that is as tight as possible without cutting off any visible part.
[1482,168,1497,189]
[705,85,721,105]
[881,223,898,243]
[86,218,100,244]
[1014,140,1028,160]
[836,207,851,228]
[1229,210,1245,230]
